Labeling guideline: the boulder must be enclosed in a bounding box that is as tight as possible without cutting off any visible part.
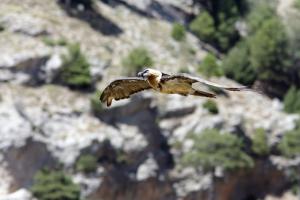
[136,154,158,181]
[0,189,34,200]
[0,13,49,36]
[38,53,63,84]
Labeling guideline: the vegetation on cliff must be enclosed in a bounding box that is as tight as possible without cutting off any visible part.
[182,129,254,171]
[31,169,81,200]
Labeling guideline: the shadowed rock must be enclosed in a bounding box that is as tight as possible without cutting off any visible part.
[1,137,57,191]
[58,0,123,36]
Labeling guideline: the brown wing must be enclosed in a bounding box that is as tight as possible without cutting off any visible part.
[100,78,151,107]
[161,74,250,91]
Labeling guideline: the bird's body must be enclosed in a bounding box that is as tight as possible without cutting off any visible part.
[100,68,250,107]
[146,74,161,89]
[160,78,192,94]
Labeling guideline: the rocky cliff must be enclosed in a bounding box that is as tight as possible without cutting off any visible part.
[0,0,299,200]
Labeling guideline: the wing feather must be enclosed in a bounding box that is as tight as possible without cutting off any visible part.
[161,74,250,91]
[100,78,151,106]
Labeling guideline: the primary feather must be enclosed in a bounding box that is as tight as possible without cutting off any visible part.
[100,77,151,106]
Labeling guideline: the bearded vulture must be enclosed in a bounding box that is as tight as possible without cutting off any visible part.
[100,68,251,107]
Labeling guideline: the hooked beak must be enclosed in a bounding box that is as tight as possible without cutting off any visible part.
[137,71,150,78]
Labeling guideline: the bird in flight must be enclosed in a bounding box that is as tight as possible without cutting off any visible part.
[100,68,250,107]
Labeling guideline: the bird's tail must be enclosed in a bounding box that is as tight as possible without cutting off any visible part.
[192,90,217,98]
[224,86,249,91]
[224,86,263,95]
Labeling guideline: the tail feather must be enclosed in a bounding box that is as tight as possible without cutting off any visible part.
[192,90,216,98]
[224,86,262,95]
[224,86,250,91]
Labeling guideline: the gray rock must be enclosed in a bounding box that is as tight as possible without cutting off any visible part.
[1,137,57,190]
[0,44,50,85]
[0,52,49,70]
[0,84,136,166]
[270,156,300,170]
[0,13,48,36]
[0,70,15,82]
[39,54,63,84]
[120,0,191,23]
[89,57,108,83]
[0,100,33,150]
[136,154,158,181]
[0,189,34,200]
[161,78,299,158]
[42,112,148,166]
[0,164,14,195]
[172,167,212,198]
[72,171,103,197]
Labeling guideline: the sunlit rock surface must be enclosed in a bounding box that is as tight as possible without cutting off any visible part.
[0,0,299,200]
[0,189,34,200]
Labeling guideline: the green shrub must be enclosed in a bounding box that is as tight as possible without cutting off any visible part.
[251,128,270,156]
[58,43,92,88]
[190,0,244,51]
[196,0,247,20]
[247,3,274,34]
[42,37,68,47]
[0,24,4,32]
[249,17,289,80]
[222,42,257,85]
[223,14,289,86]
[278,128,300,158]
[116,149,130,164]
[31,169,80,200]
[179,67,189,73]
[57,38,68,46]
[76,154,97,173]
[90,91,103,114]
[188,47,196,55]
[189,11,215,43]
[182,129,254,171]
[288,169,300,195]
[214,14,239,51]
[42,37,56,46]
[284,86,300,114]
[122,47,154,75]
[198,53,223,77]
[296,0,300,9]
[203,100,219,114]
[171,23,186,41]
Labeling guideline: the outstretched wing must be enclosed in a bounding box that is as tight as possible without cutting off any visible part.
[161,73,250,91]
[100,78,151,107]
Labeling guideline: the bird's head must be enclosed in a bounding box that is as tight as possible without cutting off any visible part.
[137,68,162,79]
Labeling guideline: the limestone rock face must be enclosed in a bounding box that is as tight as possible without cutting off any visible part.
[0,13,49,36]
[114,0,193,23]
[38,54,63,84]
[89,176,176,200]
[0,0,299,200]
[160,81,298,156]
[0,94,33,150]
[1,138,57,191]
[136,155,158,181]
[0,189,34,200]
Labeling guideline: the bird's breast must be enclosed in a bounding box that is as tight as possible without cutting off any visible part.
[147,75,160,89]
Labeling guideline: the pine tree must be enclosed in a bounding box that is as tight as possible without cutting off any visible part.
[31,169,81,200]
[58,43,92,88]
